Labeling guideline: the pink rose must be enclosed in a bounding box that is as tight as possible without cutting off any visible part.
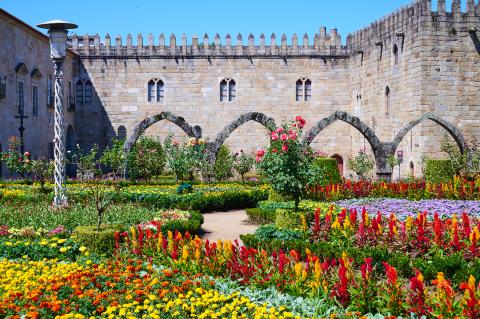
[256,149,265,158]
[288,130,297,140]
[255,156,262,163]
[24,152,30,157]
[282,143,289,152]
[270,132,279,141]
[281,134,287,141]
[295,116,306,128]
[276,127,284,133]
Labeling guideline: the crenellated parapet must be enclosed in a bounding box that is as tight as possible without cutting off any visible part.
[68,28,349,59]
[347,0,480,53]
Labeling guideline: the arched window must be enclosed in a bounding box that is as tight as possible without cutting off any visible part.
[117,126,127,140]
[393,44,399,65]
[76,80,83,105]
[220,78,235,102]
[156,80,164,102]
[295,78,311,101]
[385,86,391,114]
[84,81,93,104]
[147,79,165,102]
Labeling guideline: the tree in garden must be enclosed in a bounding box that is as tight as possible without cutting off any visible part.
[1,137,31,177]
[233,150,255,182]
[127,137,166,180]
[30,159,54,190]
[213,145,234,181]
[257,116,314,213]
[164,134,207,182]
[348,150,375,180]
[100,139,127,179]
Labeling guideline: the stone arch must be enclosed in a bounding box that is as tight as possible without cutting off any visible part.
[303,111,382,152]
[392,113,466,154]
[210,112,276,156]
[124,112,201,153]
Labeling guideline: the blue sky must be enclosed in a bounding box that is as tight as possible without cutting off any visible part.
[1,0,466,44]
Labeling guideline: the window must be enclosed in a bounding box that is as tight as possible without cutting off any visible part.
[17,81,24,114]
[220,78,236,102]
[67,81,74,109]
[147,79,165,102]
[393,44,399,65]
[117,126,127,140]
[295,78,311,101]
[84,81,93,104]
[156,80,164,102]
[32,85,38,117]
[385,86,391,114]
[76,80,83,105]
[47,75,53,107]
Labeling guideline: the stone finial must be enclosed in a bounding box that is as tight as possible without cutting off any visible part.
[330,28,338,48]
[170,33,176,50]
[115,34,122,47]
[203,33,209,52]
[137,33,143,47]
[158,33,165,54]
[225,33,232,54]
[148,33,154,47]
[314,34,319,50]
[192,33,199,53]
[83,34,90,53]
[319,27,327,37]
[270,33,277,54]
[214,33,221,47]
[126,33,133,47]
[182,33,187,55]
[71,33,78,50]
[467,0,475,14]
[104,33,111,47]
[248,33,255,54]
[292,33,298,53]
[236,33,243,55]
[259,33,265,50]
[94,33,100,52]
[281,33,287,52]
[437,0,446,14]
[303,33,309,49]
[452,0,461,14]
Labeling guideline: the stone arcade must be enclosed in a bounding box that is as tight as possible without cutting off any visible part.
[0,0,479,180]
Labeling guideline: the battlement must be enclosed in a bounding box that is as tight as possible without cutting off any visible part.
[347,0,480,50]
[68,29,350,58]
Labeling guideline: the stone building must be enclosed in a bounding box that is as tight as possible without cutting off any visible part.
[0,0,479,180]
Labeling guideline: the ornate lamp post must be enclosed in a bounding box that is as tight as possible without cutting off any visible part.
[37,20,77,206]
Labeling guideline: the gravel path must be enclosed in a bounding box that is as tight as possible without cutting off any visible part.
[201,210,257,244]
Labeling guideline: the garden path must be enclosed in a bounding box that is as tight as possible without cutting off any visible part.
[201,210,257,244]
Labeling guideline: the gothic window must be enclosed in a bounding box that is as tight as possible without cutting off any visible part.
[84,80,93,104]
[385,85,391,114]
[47,75,53,107]
[156,80,164,102]
[296,78,311,101]
[393,44,399,65]
[117,126,127,140]
[17,81,24,114]
[76,80,84,105]
[32,85,38,117]
[147,79,165,102]
[220,78,235,102]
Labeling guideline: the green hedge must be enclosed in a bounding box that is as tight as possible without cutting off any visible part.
[160,211,204,235]
[245,208,276,225]
[310,158,342,186]
[74,225,118,256]
[424,159,454,184]
[240,235,479,285]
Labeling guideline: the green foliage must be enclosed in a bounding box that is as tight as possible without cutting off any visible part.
[387,154,400,170]
[176,183,193,194]
[424,159,454,183]
[164,134,207,181]
[100,139,126,178]
[254,224,304,241]
[348,150,374,180]
[73,144,101,179]
[30,159,54,189]
[127,137,166,180]
[0,136,31,176]
[274,209,301,230]
[233,150,255,182]
[267,188,289,202]
[160,210,204,235]
[245,208,276,225]
[74,225,117,255]
[309,158,342,187]
[257,117,313,213]
[214,145,234,181]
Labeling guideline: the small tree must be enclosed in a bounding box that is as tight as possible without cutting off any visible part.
[348,150,375,180]
[30,159,54,189]
[1,137,31,177]
[257,116,313,213]
[233,150,255,182]
[127,137,166,180]
[100,139,126,179]
[164,134,207,182]
[214,145,234,181]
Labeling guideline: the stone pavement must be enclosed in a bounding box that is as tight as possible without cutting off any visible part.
[200,210,257,244]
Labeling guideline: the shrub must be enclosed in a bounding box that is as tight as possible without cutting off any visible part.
[348,150,374,180]
[254,224,304,241]
[424,159,454,183]
[233,150,255,182]
[267,188,288,202]
[275,209,301,229]
[160,210,203,235]
[309,158,342,187]
[245,208,275,225]
[100,139,127,178]
[74,225,117,255]
[214,145,234,181]
[127,137,166,180]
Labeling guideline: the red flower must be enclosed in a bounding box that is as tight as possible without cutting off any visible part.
[280,134,287,141]
[282,144,289,152]
[270,132,279,141]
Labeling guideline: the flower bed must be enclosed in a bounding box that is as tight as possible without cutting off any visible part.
[336,198,480,219]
